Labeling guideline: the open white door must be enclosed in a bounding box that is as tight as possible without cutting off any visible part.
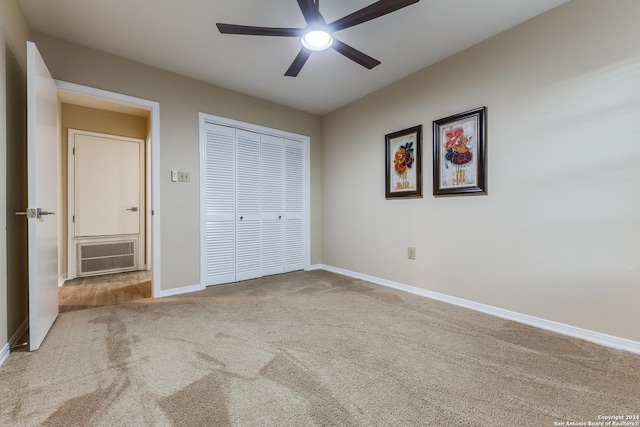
[23,41,59,351]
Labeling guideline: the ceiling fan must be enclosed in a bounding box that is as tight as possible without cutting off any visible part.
[216,0,421,77]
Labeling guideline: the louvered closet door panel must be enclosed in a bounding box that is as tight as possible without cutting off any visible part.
[261,135,284,276]
[284,139,305,272]
[236,130,262,281]
[204,123,235,285]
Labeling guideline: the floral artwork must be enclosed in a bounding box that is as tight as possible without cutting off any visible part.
[393,139,415,190]
[440,119,477,189]
[385,125,422,199]
[433,107,486,196]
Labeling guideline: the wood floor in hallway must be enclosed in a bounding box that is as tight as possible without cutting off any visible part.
[59,270,152,313]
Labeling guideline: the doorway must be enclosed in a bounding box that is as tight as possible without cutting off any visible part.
[22,42,161,352]
[55,81,161,299]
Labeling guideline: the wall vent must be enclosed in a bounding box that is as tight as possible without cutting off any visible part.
[78,240,136,276]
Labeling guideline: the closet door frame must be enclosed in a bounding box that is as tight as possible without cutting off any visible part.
[198,113,310,289]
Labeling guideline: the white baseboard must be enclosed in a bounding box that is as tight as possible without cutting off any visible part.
[0,317,30,368]
[318,264,640,355]
[0,343,9,368]
[158,283,202,298]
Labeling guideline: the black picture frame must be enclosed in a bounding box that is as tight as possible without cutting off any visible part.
[433,107,487,196]
[385,125,422,199]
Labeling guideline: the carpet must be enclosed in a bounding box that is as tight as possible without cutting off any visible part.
[1,270,638,426]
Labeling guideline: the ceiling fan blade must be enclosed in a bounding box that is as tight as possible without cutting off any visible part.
[285,48,313,77]
[328,0,420,32]
[216,23,303,37]
[331,39,381,69]
[297,0,321,24]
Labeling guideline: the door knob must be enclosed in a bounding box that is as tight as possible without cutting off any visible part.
[126,207,138,212]
[16,208,54,218]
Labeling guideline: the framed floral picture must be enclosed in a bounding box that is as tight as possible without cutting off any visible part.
[385,125,422,199]
[433,107,487,196]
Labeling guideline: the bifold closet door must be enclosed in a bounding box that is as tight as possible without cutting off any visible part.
[203,122,304,286]
[203,123,236,286]
[284,140,305,272]
[236,130,262,281]
[260,134,285,277]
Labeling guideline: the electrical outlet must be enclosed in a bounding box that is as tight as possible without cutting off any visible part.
[408,247,416,260]
[178,171,190,182]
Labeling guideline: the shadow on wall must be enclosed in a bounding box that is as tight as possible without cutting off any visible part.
[5,44,29,341]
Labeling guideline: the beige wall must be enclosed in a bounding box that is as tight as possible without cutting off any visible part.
[322,0,640,342]
[3,0,638,352]
[59,104,150,277]
[1,0,31,349]
[33,33,323,291]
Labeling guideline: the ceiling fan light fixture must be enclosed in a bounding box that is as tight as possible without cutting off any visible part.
[301,30,333,51]
[217,0,422,76]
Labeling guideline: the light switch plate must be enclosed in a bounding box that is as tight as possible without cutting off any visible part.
[178,171,190,182]
[171,170,178,182]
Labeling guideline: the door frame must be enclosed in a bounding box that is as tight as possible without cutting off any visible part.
[198,112,311,289]
[67,129,146,279]
[56,80,161,297]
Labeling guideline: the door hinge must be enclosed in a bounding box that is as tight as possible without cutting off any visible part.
[72,215,75,223]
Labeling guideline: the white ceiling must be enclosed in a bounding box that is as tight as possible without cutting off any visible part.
[18,0,568,115]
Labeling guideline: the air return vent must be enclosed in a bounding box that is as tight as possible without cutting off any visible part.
[78,240,136,276]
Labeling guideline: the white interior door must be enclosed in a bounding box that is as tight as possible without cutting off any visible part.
[260,134,284,277]
[200,116,308,288]
[235,130,262,282]
[284,139,305,272]
[26,41,59,351]
[73,132,141,237]
[203,123,236,286]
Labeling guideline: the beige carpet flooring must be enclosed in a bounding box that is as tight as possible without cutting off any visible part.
[1,270,638,426]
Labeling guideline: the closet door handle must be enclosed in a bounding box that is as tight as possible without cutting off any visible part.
[279,215,282,219]
[240,216,243,220]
